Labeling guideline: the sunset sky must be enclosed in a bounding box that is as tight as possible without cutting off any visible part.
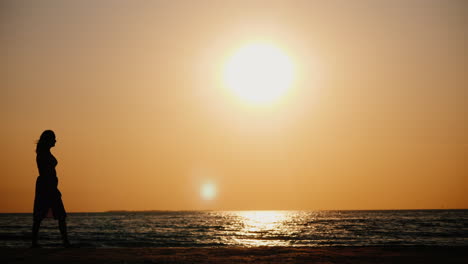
[1,0,467,212]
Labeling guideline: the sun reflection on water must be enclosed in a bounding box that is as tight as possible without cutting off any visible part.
[234,211,292,246]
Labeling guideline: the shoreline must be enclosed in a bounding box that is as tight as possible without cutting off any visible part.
[3,246,468,263]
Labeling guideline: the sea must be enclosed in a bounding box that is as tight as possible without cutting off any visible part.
[0,210,467,248]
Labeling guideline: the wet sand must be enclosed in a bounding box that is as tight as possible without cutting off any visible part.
[3,246,467,264]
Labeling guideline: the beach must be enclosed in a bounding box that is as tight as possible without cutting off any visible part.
[3,247,467,264]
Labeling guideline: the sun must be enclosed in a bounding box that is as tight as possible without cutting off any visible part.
[223,43,295,106]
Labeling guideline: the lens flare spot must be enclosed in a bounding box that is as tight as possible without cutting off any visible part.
[201,182,217,200]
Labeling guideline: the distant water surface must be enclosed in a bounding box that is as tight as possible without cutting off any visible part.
[0,210,466,248]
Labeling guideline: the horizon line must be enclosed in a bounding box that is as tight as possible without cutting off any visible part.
[1,208,467,214]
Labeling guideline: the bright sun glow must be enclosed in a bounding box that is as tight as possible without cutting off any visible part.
[201,182,217,200]
[224,43,294,105]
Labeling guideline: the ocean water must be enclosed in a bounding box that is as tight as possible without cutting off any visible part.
[0,210,467,248]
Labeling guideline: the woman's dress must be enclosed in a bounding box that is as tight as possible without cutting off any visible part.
[33,152,67,221]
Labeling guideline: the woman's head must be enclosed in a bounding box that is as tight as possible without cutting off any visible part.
[36,130,56,153]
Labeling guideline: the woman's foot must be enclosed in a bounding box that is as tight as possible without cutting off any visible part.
[63,240,72,248]
[31,242,41,248]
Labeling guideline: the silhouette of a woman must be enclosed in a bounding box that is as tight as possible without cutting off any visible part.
[32,130,70,247]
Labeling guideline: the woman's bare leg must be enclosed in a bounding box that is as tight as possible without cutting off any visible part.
[32,219,41,247]
[58,219,71,247]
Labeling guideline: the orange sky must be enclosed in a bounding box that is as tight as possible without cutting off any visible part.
[1,0,467,212]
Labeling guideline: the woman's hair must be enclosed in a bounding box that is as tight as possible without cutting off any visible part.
[36,130,55,153]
